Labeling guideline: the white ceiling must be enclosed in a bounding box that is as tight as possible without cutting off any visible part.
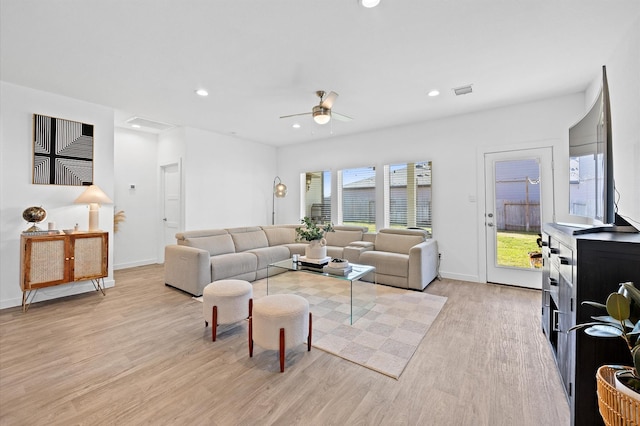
[1,1,638,146]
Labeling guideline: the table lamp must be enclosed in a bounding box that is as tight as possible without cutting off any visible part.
[74,185,113,231]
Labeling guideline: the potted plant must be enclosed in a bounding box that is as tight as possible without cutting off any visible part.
[295,217,334,259]
[569,281,640,397]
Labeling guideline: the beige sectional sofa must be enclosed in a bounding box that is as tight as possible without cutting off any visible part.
[356,228,439,291]
[164,224,438,296]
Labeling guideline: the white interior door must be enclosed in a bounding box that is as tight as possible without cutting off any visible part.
[484,147,554,289]
[161,163,181,260]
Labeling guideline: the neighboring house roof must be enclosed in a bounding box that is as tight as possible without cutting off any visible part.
[344,164,432,189]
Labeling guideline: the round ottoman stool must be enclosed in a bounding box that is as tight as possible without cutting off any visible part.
[249,294,312,372]
[203,279,253,342]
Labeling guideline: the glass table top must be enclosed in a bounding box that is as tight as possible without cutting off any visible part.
[267,258,376,325]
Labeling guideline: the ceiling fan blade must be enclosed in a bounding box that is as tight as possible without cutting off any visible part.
[331,111,353,122]
[279,112,312,119]
[321,91,338,109]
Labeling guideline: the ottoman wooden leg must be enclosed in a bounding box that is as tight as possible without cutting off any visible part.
[308,312,312,351]
[212,305,218,342]
[248,299,254,357]
[279,328,285,372]
[249,316,253,357]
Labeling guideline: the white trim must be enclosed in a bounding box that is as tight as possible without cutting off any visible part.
[476,139,557,285]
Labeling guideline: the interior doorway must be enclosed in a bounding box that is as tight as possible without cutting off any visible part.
[484,147,554,289]
[160,162,181,262]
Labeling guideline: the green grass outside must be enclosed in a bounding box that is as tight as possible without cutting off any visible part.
[497,231,541,268]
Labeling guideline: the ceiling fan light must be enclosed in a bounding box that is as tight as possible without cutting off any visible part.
[313,106,331,125]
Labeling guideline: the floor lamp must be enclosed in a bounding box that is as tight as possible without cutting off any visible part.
[272,176,287,225]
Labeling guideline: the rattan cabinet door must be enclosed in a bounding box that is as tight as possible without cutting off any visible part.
[21,235,69,289]
[72,233,108,281]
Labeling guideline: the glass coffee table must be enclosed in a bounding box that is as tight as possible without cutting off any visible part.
[267,258,376,325]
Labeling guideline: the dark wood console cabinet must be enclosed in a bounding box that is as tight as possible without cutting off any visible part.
[541,223,640,426]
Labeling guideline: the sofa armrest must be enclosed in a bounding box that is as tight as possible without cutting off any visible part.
[407,239,439,290]
[343,241,374,263]
[164,245,211,296]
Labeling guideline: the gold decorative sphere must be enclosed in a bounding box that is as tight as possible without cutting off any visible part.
[22,206,47,231]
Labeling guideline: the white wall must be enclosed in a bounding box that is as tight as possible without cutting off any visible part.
[0,82,115,309]
[277,94,585,282]
[113,128,159,269]
[181,127,277,229]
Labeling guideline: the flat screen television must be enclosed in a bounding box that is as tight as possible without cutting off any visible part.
[567,65,637,234]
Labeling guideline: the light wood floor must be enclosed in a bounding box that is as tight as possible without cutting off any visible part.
[0,265,569,425]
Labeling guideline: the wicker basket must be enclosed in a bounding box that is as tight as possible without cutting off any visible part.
[597,365,640,425]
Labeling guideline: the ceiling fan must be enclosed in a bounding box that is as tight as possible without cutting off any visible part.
[280,90,353,125]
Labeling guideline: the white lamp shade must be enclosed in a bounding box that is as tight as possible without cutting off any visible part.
[74,185,113,205]
[274,183,287,198]
[74,185,112,231]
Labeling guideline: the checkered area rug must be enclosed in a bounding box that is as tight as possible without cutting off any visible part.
[198,273,447,379]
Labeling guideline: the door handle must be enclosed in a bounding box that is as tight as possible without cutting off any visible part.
[553,310,560,332]
[163,218,168,222]
[487,223,494,227]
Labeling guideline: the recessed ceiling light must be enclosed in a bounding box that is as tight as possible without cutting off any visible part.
[195,89,208,97]
[131,124,141,128]
[292,123,301,129]
[360,0,380,8]
[427,90,440,97]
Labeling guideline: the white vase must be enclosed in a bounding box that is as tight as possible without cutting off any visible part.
[305,238,327,259]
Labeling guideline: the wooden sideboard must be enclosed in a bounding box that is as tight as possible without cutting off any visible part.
[541,223,640,426]
[20,231,108,311]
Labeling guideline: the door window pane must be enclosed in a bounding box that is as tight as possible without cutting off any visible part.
[494,159,541,268]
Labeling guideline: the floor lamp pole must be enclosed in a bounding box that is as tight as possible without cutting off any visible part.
[272,190,276,225]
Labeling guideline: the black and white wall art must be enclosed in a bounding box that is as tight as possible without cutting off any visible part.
[33,114,94,185]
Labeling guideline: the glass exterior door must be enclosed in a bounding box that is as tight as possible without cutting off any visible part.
[484,148,553,288]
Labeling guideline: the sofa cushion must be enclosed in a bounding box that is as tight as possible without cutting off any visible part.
[183,233,236,256]
[359,251,409,277]
[263,227,297,246]
[283,243,308,256]
[325,229,364,247]
[229,228,269,252]
[374,232,424,255]
[247,246,291,269]
[326,246,346,259]
[210,252,257,281]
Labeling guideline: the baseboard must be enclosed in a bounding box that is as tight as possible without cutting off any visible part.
[114,259,158,270]
[439,271,481,283]
[0,278,115,310]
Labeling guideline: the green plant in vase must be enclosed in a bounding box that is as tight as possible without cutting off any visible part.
[295,216,334,242]
[295,217,334,260]
[569,281,640,394]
